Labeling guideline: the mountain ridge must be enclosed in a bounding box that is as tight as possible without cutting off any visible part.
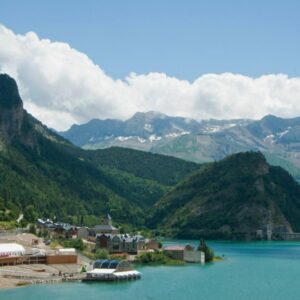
[2,74,300,241]
[0,74,199,226]
[149,151,300,239]
[59,112,300,181]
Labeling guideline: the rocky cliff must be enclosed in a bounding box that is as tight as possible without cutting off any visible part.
[150,152,300,240]
[0,74,24,143]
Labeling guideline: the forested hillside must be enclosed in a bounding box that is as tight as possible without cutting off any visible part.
[150,152,300,239]
[0,74,199,227]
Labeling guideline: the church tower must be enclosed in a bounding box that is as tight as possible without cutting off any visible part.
[106,214,112,226]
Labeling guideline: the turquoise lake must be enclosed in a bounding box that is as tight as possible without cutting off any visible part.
[2,240,300,300]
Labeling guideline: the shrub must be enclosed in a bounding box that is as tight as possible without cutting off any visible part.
[197,239,214,262]
[94,249,109,259]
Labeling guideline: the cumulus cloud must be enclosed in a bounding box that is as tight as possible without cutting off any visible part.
[1,24,300,130]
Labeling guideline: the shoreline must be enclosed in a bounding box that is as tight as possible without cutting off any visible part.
[0,276,60,290]
[0,255,226,290]
[0,274,84,290]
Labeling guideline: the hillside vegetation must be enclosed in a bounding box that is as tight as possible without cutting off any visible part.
[0,74,199,226]
[150,152,300,239]
[85,147,199,186]
[2,74,300,241]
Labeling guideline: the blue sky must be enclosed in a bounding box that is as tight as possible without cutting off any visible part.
[1,0,299,80]
[1,1,300,130]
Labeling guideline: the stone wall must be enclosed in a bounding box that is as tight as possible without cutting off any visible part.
[184,250,205,263]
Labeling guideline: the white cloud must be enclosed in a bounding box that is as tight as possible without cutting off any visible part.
[1,24,300,130]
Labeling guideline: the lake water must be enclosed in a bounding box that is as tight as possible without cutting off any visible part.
[2,240,300,300]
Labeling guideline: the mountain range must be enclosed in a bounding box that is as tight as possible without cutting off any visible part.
[0,74,198,227]
[2,73,300,240]
[60,112,300,181]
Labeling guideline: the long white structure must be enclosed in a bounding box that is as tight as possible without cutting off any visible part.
[58,248,76,255]
[83,259,141,281]
[0,243,25,257]
[86,268,141,280]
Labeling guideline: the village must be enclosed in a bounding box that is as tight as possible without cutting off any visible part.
[0,214,207,288]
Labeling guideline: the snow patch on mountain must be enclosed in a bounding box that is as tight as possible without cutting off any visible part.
[116,136,131,142]
[115,136,147,143]
[204,126,221,133]
[149,135,162,142]
[264,134,275,144]
[277,127,291,139]
[165,131,190,138]
[144,123,153,132]
[203,123,238,133]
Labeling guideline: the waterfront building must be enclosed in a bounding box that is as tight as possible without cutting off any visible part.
[163,244,205,263]
[146,239,160,250]
[83,259,141,281]
[95,234,146,254]
[96,233,112,248]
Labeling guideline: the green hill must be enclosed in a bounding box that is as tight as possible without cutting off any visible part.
[84,147,199,186]
[3,74,300,240]
[0,74,198,227]
[150,152,300,239]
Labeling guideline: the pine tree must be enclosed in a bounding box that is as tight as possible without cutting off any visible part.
[198,239,214,262]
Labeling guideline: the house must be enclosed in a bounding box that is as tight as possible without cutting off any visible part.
[96,234,144,254]
[120,236,138,254]
[36,218,77,238]
[108,235,142,254]
[163,245,186,260]
[135,235,146,250]
[146,239,160,250]
[184,248,205,263]
[36,218,55,230]
[53,223,77,238]
[96,233,112,249]
[163,244,205,263]
[108,235,123,253]
[77,214,119,241]
[90,214,119,237]
[93,224,119,235]
[77,227,90,239]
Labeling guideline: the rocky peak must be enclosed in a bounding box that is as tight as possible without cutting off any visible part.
[0,74,24,143]
[0,74,23,109]
[130,111,167,122]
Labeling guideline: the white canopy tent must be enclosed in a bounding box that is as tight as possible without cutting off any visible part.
[0,243,25,257]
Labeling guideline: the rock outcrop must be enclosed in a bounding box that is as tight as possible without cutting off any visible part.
[0,74,24,143]
[150,152,300,240]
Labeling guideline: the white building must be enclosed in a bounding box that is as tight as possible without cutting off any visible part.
[0,243,25,257]
[58,248,76,255]
[84,259,141,281]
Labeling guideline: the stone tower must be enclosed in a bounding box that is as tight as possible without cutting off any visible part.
[106,214,112,226]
